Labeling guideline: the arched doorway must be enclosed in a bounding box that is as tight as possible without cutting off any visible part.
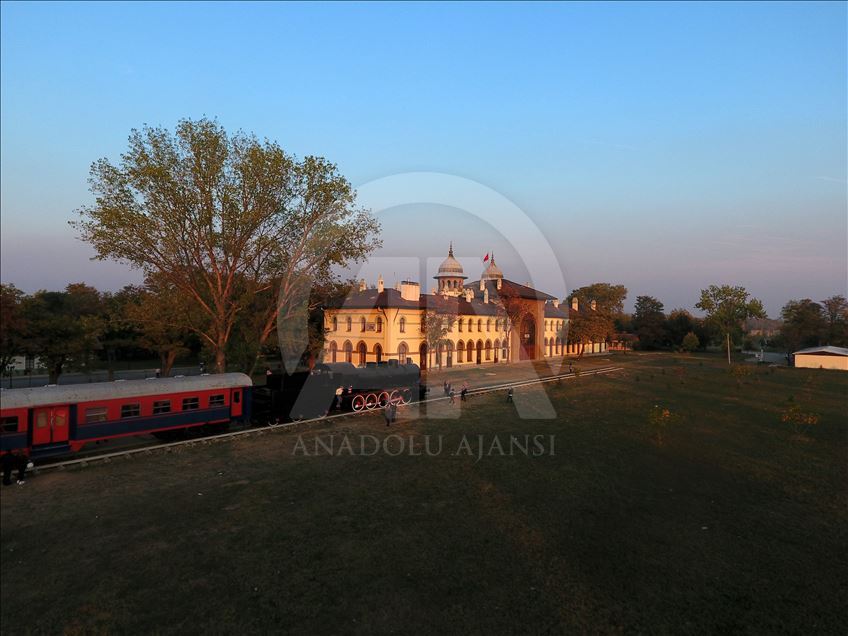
[329,341,338,363]
[520,315,536,360]
[419,343,428,370]
[398,342,409,364]
[374,343,383,363]
[466,340,474,362]
[457,340,465,363]
[357,341,367,365]
[476,340,483,364]
[446,341,454,368]
[493,339,500,363]
[343,341,353,363]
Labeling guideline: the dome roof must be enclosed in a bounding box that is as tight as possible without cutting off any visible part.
[481,253,503,280]
[435,243,466,278]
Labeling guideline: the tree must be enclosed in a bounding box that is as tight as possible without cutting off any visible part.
[0,283,27,377]
[695,285,765,364]
[74,118,380,374]
[422,309,456,370]
[21,284,105,383]
[821,295,848,346]
[681,331,700,352]
[779,299,827,354]
[569,283,628,316]
[122,278,201,376]
[632,295,667,349]
[666,308,696,349]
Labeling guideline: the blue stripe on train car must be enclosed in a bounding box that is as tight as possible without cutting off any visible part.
[74,406,233,441]
[0,432,28,452]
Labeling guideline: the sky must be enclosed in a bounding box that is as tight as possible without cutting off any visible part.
[1,1,846,316]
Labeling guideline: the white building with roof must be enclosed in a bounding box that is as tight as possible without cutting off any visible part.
[792,346,848,371]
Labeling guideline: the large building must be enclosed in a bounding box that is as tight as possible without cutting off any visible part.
[792,346,848,371]
[322,245,607,369]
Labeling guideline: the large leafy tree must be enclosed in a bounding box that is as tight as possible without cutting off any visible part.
[74,118,380,374]
[569,283,628,316]
[821,295,848,346]
[779,299,827,353]
[695,285,765,364]
[0,283,27,375]
[422,309,457,370]
[632,295,667,349]
[22,284,105,383]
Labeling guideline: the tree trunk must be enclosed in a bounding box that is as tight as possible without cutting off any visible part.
[162,350,177,377]
[215,346,226,374]
[726,332,731,365]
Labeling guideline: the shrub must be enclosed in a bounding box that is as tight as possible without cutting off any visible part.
[682,332,700,352]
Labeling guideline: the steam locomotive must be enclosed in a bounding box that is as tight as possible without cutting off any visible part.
[0,361,422,459]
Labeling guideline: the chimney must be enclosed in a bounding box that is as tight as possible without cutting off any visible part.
[483,288,489,304]
[479,280,485,291]
[571,297,579,311]
[399,280,420,302]
[465,289,473,303]
[590,299,597,311]
[359,278,366,292]
[552,299,559,309]
[377,275,384,293]
[496,278,502,290]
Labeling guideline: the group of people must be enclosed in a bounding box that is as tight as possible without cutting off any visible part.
[444,381,469,404]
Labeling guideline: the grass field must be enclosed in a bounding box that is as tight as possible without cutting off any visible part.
[1,353,846,634]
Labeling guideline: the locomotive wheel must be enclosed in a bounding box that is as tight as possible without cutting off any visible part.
[378,391,391,407]
[365,393,378,409]
[401,388,413,404]
[352,395,366,412]
[389,390,400,403]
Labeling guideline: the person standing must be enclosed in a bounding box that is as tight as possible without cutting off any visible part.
[460,386,468,402]
[507,387,514,403]
[384,401,393,427]
[449,388,456,404]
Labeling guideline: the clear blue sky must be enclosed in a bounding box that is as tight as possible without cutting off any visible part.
[2,1,845,315]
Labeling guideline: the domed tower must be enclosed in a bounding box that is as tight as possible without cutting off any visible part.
[481,252,504,281]
[434,243,466,296]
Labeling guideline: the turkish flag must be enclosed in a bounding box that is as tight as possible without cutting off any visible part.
[483,253,489,262]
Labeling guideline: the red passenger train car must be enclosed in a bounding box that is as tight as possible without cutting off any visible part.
[0,373,252,459]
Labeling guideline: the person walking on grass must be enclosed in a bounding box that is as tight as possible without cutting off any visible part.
[460,386,468,402]
[443,381,449,396]
[449,388,456,404]
[507,387,514,403]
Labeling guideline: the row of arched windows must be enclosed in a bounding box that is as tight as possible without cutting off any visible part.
[326,340,409,365]
[543,337,564,355]
[456,318,508,333]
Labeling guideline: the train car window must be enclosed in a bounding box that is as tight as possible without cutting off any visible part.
[120,403,141,418]
[182,397,200,410]
[209,394,225,407]
[36,411,49,428]
[85,407,108,423]
[233,391,241,404]
[1,416,19,433]
[153,400,171,414]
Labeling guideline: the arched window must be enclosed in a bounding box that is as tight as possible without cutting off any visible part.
[329,341,338,362]
[332,316,338,331]
[399,317,406,333]
[360,317,366,332]
[485,339,492,360]
[487,319,491,331]
[466,340,474,362]
[495,319,500,332]
[357,342,367,365]
[502,342,508,360]
[446,341,454,367]
[494,339,500,362]
[376,316,382,333]
[346,316,352,332]
[477,319,482,332]
[457,340,465,363]
[468,318,473,332]
[374,343,383,363]
[458,319,463,332]
[398,342,408,363]
[556,337,562,354]
[343,341,353,363]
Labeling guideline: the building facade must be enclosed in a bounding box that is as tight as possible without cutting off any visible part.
[322,246,607,369]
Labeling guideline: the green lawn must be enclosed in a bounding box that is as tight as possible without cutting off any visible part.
[1,354,846,633]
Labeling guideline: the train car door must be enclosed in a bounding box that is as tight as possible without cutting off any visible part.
[231,389,243,417]
[31,406,70,446]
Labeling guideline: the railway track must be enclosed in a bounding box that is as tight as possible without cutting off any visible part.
[30,365,622,474]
